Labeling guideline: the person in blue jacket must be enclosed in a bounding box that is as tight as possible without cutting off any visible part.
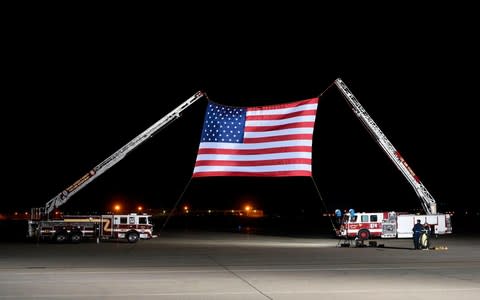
[412,219,423,249]
[335,209,342,225]
[348,208,356,221]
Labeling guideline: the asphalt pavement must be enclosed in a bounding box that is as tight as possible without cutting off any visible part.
[0,230,479,299]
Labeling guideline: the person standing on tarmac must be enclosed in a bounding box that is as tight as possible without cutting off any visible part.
[420,222,431,249]
[412,219,423,249]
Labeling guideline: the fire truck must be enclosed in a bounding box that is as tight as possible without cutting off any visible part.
[333,79,452,241]
[28,213,154,243]
[27,91,205,243]
[338,211,452,240]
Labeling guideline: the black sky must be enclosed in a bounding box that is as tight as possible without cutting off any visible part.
[2,8,478,216]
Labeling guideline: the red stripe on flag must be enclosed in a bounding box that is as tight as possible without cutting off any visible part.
[244,122,315,132]
[243,134,313,144]
[192,170,312,177]
[195,158,312,167]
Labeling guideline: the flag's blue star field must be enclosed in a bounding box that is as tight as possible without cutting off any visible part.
[200,102,247,143]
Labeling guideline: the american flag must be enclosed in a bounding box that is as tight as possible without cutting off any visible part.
[192,97,319,177]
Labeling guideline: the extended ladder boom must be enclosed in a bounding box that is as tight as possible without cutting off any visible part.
[42,91,205,215]
[334,78,437,214]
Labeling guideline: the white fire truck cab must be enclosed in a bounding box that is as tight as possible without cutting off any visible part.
[338,211,452,240]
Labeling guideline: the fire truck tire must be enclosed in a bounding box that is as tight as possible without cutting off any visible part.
[357,229,370,240]
[127,231,139,243]
[54,231,68,243]
[70,231,82,243]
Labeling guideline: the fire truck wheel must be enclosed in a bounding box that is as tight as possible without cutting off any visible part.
[357,229,370,240]
[55,231,68,243]
[127,231,139,243]
[70,231,82,243]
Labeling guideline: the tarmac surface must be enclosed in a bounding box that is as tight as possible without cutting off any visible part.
[1,230,479,299]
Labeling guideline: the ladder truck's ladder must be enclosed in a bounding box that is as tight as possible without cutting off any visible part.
[334,78,437,215]
[38,91,205,217]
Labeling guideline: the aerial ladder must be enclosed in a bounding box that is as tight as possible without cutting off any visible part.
[31,91,205,220]
[334,78,438,215]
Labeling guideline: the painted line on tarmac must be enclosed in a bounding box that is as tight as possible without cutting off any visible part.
[4,264,477,276]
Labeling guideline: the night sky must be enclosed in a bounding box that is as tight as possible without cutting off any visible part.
[2,9,478,217]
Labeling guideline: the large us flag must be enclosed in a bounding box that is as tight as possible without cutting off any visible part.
[192,97,319,177]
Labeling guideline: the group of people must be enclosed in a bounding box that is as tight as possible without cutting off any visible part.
[334,208,356,225]
[412,219,431,250]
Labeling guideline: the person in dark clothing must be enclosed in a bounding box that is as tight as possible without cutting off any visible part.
[412,219,423,249]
